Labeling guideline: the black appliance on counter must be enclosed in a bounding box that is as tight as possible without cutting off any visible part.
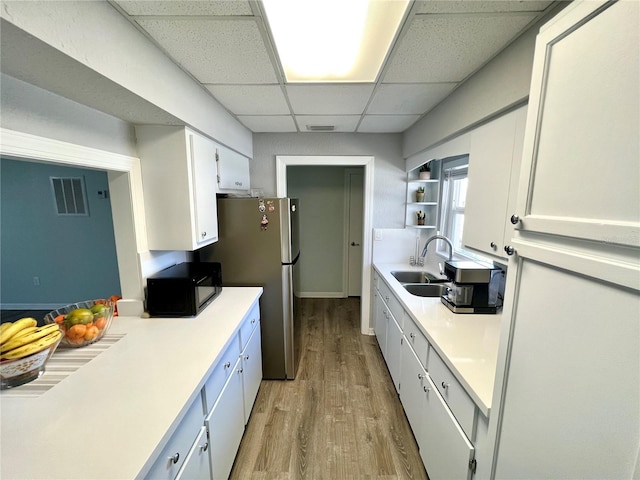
[146,262,222,317]
[441,260,502,314]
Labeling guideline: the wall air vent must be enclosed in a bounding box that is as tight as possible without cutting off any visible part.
[306,125,335,131]
[50,176,89,216]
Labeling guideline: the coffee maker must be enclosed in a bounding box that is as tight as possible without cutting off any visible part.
[441,260,502,314]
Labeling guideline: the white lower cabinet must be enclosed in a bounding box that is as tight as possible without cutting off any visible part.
[385,313,403,393]
[175,427,212,480]
[145,395,206,480]
[146,301,262,480]
[241,322,262,424]
[373,267,478,480]
[373,290,387,358]
[422,374,475,480]
[205,357,245,480]
[399,338,427,447]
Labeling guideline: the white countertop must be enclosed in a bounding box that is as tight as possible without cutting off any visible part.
[374,263,502,416]
[0,287,262,480]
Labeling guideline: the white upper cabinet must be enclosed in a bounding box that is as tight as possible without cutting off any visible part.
[463,106,527,260]
[216,144,250,193]
[136,126,219,251]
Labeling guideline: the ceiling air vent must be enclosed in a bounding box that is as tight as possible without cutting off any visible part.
[50,176,89,216]
[306,125,335,132]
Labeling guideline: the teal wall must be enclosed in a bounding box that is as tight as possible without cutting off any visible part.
[1,158,121,307]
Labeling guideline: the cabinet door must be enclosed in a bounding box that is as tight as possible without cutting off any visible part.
[421,374,475,480]
[175,426,212,480]
[464,110,518,258]
[385,313,403,393]
[241,324,262,424]
[190,131,219,245]
[399,337,427,447]
[205,358,245,480]
[512,0,639,251]
[373,291,387,357]
[217,144,250,193]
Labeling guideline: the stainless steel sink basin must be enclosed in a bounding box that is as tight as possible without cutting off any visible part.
[391,271,447,283]
[403,283,449,297]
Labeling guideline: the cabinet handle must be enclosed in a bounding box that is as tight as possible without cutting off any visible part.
[441,381,449,391]
[490,242,497,250]
[223,361,231,369]
[423,386,430,393]
[510,214,520,225]
[244,355,250,360]
[417,373,424,380]
[201,231,207,238]
[169,452,180,464]
[504,245,515,256]
[409,332,415,340]
[237,368,243,374]
[350,242,360,246]
[200,442,209,453]
[385,296,389,302]
[251,318,256,324]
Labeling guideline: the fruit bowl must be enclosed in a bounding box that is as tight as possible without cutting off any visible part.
[44,299,114,348]
[1,322,63,389]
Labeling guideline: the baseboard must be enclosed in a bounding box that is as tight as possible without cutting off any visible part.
[298,292,346,298]
[0,303,65,311]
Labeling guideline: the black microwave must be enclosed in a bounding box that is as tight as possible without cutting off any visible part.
[146,262,222,317]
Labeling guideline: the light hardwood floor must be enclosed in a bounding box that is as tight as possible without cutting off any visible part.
[230,297,428,480]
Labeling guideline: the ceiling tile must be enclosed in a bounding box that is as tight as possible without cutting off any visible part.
[295,115,361,133]
[383,13,538,83]
[205,85,289,115]
[237,115,297,132]
[358,115,422,133]
[114,1,253,16]
[368,83,457,115]
[286,85,375,115]
[136,18,278,83]
[415,1,554,14]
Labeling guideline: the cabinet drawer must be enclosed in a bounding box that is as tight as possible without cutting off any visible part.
[145,395,204,480]
[404,316,429,368]
[378,280,404,329]
[202,337,241,414]
[239,303,260,352]
[428,349,476,438]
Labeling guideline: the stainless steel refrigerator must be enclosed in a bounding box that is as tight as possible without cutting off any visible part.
[197,197,301,380]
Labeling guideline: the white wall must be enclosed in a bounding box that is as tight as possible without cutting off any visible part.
[252,133,406,229]
[0,0,252,157]
[403,4,567,158]
[1,74,137,157]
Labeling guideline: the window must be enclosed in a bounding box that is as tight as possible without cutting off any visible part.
[437,156,468,258]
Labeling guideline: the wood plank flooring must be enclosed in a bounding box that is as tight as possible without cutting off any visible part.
[230,298,428,480]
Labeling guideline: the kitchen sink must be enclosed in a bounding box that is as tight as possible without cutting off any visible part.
[403,283,449,298]
[391,271,448,284]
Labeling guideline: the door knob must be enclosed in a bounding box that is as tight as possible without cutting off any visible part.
[350,242,360,246]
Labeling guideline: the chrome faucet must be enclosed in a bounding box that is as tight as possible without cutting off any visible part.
[421,234,453,261]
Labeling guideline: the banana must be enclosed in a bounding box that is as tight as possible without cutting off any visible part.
[0,323,60,353]
[0,317,37,344]
[1,330,62,360]
[0,322,13,334]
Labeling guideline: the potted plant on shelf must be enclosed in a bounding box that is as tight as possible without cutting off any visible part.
[415,186,425,202]
[416,210,426,226]
[419,163,431,180]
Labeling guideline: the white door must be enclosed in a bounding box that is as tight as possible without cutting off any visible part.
[494,2,640,478]
[345,169,363,296]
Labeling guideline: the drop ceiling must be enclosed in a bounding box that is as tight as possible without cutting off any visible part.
[106,0,555,134]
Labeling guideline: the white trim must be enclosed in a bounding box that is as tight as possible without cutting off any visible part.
[298,292,345,299]
[0,127,147,301]
[276,155,375,335]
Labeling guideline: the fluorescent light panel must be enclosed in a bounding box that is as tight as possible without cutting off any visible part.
[262,0,410,83]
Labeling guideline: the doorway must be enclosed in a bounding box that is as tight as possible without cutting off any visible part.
[276,155,374,335]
